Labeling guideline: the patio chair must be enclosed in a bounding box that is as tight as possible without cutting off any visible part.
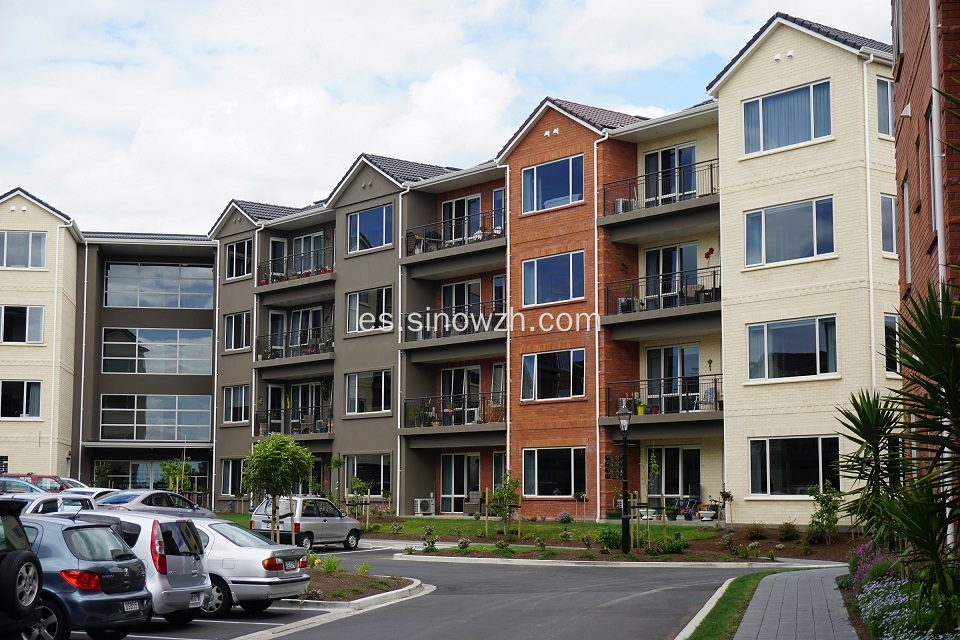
[463,490,485,516]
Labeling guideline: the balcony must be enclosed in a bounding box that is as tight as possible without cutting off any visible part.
[255,407,334,439]
[598,160,720,243]
[601,375,723,438]
[402,393,506,447]
[256,247,335,289]
[402,209,506,280]
[401,301,506,363]
[602,267,721,341]
[253,327,335,380]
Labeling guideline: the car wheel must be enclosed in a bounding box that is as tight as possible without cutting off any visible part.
[299,532,313,550]
[343,529,360,550]
[86,628,133,640]
[200,576,232,618]
[239,600,273,613]
[0,551,41,618]
[161,610,198,626]
[21,600,68,640]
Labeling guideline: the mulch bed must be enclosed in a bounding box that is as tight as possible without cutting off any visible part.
[299,570,412,602]
[838,578,870,640]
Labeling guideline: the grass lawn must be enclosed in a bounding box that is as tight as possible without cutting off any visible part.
[219,512,251,526]
[686,571,780,640]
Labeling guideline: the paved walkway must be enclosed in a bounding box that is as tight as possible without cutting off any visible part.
[733,567,856,640]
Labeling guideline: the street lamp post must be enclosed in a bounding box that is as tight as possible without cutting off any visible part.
[617,406,631,554]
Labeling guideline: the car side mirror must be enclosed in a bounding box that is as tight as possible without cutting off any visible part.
[339,511,346,518]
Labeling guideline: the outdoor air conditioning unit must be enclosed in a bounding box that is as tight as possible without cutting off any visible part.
[413,498,435,515]
[614,198,638,214]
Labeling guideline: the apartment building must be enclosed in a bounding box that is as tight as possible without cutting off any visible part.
[891,0,960,294]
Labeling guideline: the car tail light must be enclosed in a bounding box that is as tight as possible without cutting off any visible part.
[299,558,308,569]
[61,570,102,591]
[249,520,254,529]
[294,523,301,533]
[262,557,284,571]
[150,520,167,574]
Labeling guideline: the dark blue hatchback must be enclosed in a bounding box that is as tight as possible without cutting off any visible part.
[20,515,151,640]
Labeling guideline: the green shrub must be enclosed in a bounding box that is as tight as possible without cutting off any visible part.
[422,524,436,536]
[765,550,777,561]
[534,536,546,551]
[718,532,736,552]
[558,527,572,541]
[597,526,622,550]
[452,526,464,536]
[390,522,404,534]
[539,549,559,560]
[801,542,813,556]
[355,562,370,576]
[807,482,840,545]
[320,555,342,575]
[473,513,481,520]
[580,535,593,549]
[422,536,438,553]
[579,552,596,560]
[457,537,470,550]
[555,511,574,524]
[494,539,510,551]
[745,522,767,540]
[777,520,800,541]
[404,546,414,555]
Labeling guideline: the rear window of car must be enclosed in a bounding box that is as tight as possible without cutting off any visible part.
[61,479,85,489]
[160,521,204,557]
[210,522,275,548]
[255,498,295,516]
[0,515,30,552]
[65,526,137,562]
[99,492,137,505]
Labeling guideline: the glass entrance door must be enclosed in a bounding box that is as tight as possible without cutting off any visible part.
[440,453,480,513]
[645,243,697,309]
[441,366,480,425]
[267,385,284,433]
[647,345,700,413]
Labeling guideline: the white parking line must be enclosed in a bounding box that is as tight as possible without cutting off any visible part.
[201,620,285,626]
[126,635,217,640]
[321,546,390,554]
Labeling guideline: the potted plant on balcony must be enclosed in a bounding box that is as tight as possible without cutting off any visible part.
[444,401,457,414]
[259,276,269,286]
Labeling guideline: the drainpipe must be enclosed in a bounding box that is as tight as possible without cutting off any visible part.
[930,0,947,286]
[48,222,73,474]
[396,186,410,516]
[862,52,879,392]
[496,161,511,487]
[210,238,222,506]
[77,241,89,480]
[593,130,610,522]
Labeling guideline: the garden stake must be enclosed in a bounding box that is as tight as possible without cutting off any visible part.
[485,488,490,538]
[366,488,370,529]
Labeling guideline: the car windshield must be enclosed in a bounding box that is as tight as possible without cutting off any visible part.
[0,515,30,552]
[65,526,137,561]
[99,492,138,505]
[209,522,276,548]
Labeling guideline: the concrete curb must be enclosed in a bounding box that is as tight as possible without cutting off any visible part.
[392,553,846,569]
[273,577,424,611]
[674,577,736,640]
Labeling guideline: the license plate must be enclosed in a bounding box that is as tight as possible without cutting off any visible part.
[123,601,139,612]
[190,593,201,604]
[284,560,297,570]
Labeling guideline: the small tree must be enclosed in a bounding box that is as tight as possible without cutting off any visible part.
[159,458,193,494]
[94,464,111,488]
[807,481,841,545]
[487,471,521,535]
[242,434,313,542]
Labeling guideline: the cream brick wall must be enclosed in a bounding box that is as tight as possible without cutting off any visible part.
[635,124,719,169]
[715,25,898,524]
[0,194,78,475]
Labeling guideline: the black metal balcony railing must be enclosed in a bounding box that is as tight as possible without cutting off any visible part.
[255,406,334,436]
[403,300,507,342]
[605,375,723,417]
[406,209,506,257]
[601,159,719,217]
[403,392,506,428]
[256,326,334,361]
[257,246,335,285]
[604,267,721,316]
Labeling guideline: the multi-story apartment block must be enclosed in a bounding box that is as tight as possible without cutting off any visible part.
[891,0,960,294]
[1,13,897,524]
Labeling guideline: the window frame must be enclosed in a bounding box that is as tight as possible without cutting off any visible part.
[877,77,895,137]
[224,312,251,351]
[225,239,253,280]
[222,385,250,423]
[345,370,392,415]
[0,232,46,269]
[881,194,898,255]
[749,435,840,495]
[99,394,212,442]
[884,314,900,374]
[101,328,213,375]
[0,306,43,344]
[345,453,390,497]
[744,196,835,267]
[103,263,213,310]
[521,154,585,214]
[347,204,393,254]
[742,80,832,154]
[521,250,585,307]
[747,316,838,380]
[0,381,41,418]
[520,348,586,401]
[521,446,586,497]
[220,459,244,496]
[346,286,392,333]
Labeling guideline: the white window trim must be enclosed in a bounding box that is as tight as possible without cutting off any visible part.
[520,348,586,401]
[222,385,250,423]
[346,286,393,334]
[0,380,41,419]
[224,312,251,351]
[347,204,393,254]
[0,231,46,269]
[884,313,901,375]
[881,193,898,256]
[742,80,831,155]
[220,459,244,497]
[521,154,585,214]
[744,196,835,267]
[877,77,895,137]
[748,435,840,496]
[345,370,392,415]
[0,306,44,344]
[747,315,838,381]
[521,250,585,307]
[492,188,505,229]
[225,239,253,280]
[521,446,586,498]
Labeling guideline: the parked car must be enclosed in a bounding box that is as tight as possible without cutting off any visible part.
[96,490,216,519]
[0,479,46,494]
[191,518,308,617]
[0,493,94,515]
[20,515,151,640]
[250,496,361,550]
[0,499,42,636]
[60,487,118,502]
[0,474,85,493]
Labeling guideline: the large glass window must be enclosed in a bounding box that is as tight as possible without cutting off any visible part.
[104,263,213,309]
[346,370,391,414]
[102,328,212,375]
[643,144,697,206]
[881,194,897,254]
[94,459,208,492]
[743,81,831,154]
[346,453,390,496]
[521,155,584,213]
[748,317,837,380]
[442,195,481,243]
[0,381,41,418]
[521,348,586,400]
[750,436,840,495]
[885,314,900,374]
[220,460,243,496]
[878,77,894,137]
[224,312,250,351]
[745,198,834,266]
[648,447,701,498]
[0,306,43,343]
[522,447,586,497]
[347,287,392,333]
[492,188,505,232]
[222,385,249,423]
[348,204,393,253]
[522,251,584,306]
[0,232,45,269]
[226,240,252,279]
[100,394,211,441]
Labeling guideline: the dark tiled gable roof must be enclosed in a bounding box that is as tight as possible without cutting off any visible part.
[551,98,647,130]
[232,199,305,222]
[0,187,71,221]
[362,153,457,183]
[706,12,893,92]
[85,231,211,242]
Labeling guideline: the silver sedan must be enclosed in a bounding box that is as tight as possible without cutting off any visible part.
[191,518,310,617]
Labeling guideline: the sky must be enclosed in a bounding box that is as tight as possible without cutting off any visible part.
[0,0,892,234]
